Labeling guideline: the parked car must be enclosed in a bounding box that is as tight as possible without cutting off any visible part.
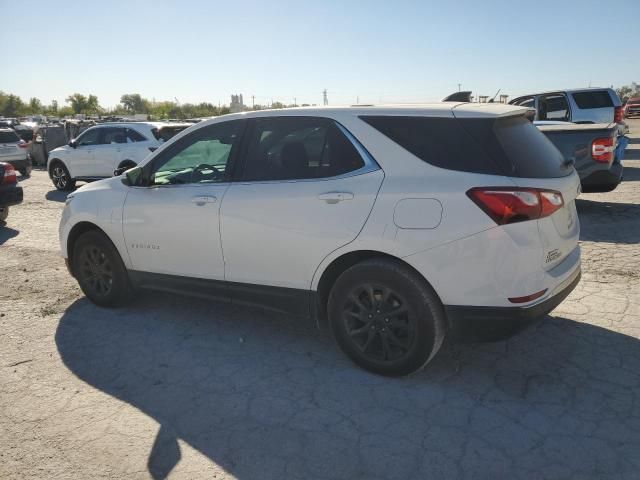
[510,88,626,134]
[0,128,32,176]
[47,122,191,191]
[0,162,24,223]
[59,104,581,376]
[535,122,625,192]
[624,97,640,118]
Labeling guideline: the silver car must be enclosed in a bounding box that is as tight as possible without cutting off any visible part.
[0,128,32,176]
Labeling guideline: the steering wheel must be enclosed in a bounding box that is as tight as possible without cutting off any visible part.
[192,163,222,182]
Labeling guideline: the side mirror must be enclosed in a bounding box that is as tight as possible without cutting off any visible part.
[68,140,77,148]
[121,166,144,187]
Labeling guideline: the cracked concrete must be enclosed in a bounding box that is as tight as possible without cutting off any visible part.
[1,119,639,479]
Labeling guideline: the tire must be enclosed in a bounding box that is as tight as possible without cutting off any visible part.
[18,156,33,177]
[50,161,76,191]
[72,230,131,307]
[328,258,446,377]
[0,207,8,222]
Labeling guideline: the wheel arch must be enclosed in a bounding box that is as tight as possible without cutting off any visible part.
[66,221,110,272]
[314,250,440,324]
[47,158,65,178]
[117,159,137,169]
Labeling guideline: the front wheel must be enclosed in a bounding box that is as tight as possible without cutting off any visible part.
[50,162,76,191]
[328,258,446,377]
[72,230,131,307]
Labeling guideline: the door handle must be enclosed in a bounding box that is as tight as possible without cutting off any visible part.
[190,195,217,206]
[317,192,354,204]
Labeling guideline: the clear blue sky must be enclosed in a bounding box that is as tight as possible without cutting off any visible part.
[1,0,638,108]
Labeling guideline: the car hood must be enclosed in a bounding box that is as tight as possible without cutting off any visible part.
[74,175,122,194]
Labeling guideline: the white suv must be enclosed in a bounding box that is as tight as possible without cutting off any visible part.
[47,122,190,191]
[59,105,581,376]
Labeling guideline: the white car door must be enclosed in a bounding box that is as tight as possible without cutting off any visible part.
[69,127,101,177]
[92,127,127,177]
[220,116,383,301]
[122,120,244,284]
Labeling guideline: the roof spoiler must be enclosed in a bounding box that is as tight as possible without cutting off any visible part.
[442,91,472,102]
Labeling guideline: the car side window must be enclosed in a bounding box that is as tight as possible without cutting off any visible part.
[242,117,365,181]
[126,128,147,143]
[150,120,241,186]
[76,128,102,147]
[539,94,570,121]
[102,127,128,145]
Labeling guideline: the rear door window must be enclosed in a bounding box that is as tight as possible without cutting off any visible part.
[126,128,147,142]
[241,117,365,181]
[571,91,614,109]
[102,127,128,144]
[538,94,570,121]
[361,115,570,178]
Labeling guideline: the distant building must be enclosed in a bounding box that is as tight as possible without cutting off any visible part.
[230,94,245,113]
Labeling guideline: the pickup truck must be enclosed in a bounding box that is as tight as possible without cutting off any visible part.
[0,162,23,222]
[535,122,627,193]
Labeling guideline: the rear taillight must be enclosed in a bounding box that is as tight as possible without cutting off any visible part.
[1,164,17,184]
[591,137,615,163]
[614,106,623,123]
[466,187,564,225]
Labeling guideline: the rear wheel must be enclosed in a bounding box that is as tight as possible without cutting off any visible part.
[50,161,75,191]
[18,157,33,177]
[0,207,8,222]
[328,258,446,377]
[72,230,131,307]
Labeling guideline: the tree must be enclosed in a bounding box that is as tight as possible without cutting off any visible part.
[0,92,25,117]
[616,82,639,102]
[49,100,58,114]
[28,97,43,114]
[120,93,149,113]
[66,93,101,114]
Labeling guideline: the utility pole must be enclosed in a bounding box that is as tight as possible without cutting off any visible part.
[356,96,359,104]
[458,83,461,92]
[294,97,297,107]
[251,95,255,109]
[323,89,328,106]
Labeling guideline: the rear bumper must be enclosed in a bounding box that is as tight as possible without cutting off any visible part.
[445,267,581,343]
[581,162,623,190]
[3,158,29,170]
[0,184,24,208]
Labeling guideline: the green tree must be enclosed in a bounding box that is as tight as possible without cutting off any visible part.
[0,92,25,117]
[120,93,149,113]
[66,93,101,114]
[28,97,43,114]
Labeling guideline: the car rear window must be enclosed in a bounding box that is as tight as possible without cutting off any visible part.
[361,115,569,178]
[571,91,613,109]
[0,131,20,143]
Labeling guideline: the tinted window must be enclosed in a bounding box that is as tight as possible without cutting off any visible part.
[76,128,101,146]
[572,91,613,109]
[150,121,241,185]
[512,97,534,108]
[242,117,365,181]
[0,130,20,143]
[102,127,127,144]
[539,94,569,121]
[362,115,569,178]
[126,128,147,142]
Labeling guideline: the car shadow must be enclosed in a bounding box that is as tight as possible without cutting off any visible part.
[576,198,640,244]
[56,294,640,479]
[623,148,640,161]
[45,190,69,202]
[0,225,19,244]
